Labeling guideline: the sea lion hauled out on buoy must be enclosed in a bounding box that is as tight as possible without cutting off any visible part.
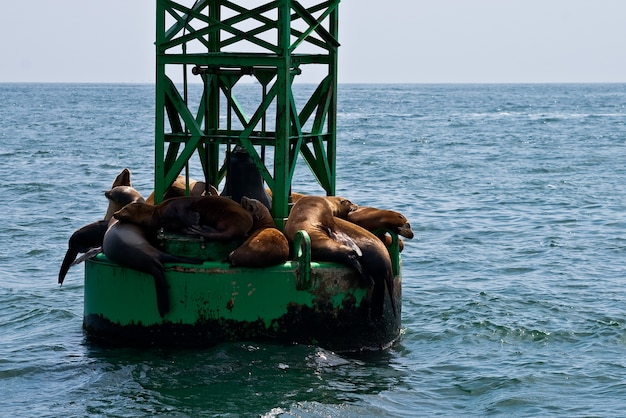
[103,168,133,218]
[346,206,413,252]
[284,196,363,275]
[221,146,272,209]
[58,180,145,285]
[58,220,109,285]
[228,196,289,267]
[346,206,414,239]
[102,219,203,317]
[334,217,397,318]
[113,195,253,242]
[145,175,217,205]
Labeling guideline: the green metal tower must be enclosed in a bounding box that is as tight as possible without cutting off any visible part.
[154,0,340,227]
[82,0,402,351]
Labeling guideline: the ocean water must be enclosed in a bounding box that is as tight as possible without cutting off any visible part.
[1,82,626,416]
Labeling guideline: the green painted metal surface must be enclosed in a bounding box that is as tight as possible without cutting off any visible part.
[154,0,340,227]
[83,231,402,351]
[84,255,318,327]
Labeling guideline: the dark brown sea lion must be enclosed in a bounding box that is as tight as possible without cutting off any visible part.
[334,217,396,318]
[113,195,253,242]
[58,181,145,285]
[284,196,363,274]
[145,175,217,205]
[58,220,109,285]
[228,196,289,267]
[102,219,203,317]
[221,145,272,209]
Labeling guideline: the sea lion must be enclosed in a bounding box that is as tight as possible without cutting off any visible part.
[346,206,414,239]
[346,206,413,252]
[102,219,203,317]
[266,188,307,204]
[333,217,396,318]
[322,196,357,217]
[58,182,145,285]
[112,167,132,187]
[221,145,272,209]
[228,196,289,267]
[113,195,253,242]
[58,220,109,285]
[284,196,363,274]
[103,168,134,219]
[145,175,217,205]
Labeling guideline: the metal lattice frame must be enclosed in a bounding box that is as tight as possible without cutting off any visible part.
[155,0,340,226]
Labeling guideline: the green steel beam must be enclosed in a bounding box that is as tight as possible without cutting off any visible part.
[155,0,340,225]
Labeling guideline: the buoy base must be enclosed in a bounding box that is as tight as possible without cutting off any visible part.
[83,254,401,352]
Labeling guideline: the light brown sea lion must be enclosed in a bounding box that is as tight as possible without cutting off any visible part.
[112,167,132,187]
[114,195,253,242]
[58,178,145,285]
[146,175,217,205]
[265,188,307,204]
[333,217,396,318]
[346,206,414,239]
[103,168,134,220]
[228,196,289,267]
[284,196,363,274]
[102,219,203,317]
[346,206,413,252]
[288,191,307,203]
[323,196,358,216]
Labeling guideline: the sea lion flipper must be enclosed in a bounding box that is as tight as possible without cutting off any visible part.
[347,254,364,277]
[329,230,363,257]
[111,168,132,188]
[387,274,397,317]
[150,268,170,318]
[184,224,218,237]
[160,253,204,265]
[58,220,109,285]
[180,210,201,229]
[70,246,103,267]
[58,248,79,285]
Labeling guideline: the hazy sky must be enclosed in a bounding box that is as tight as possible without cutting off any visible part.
[2,0,625,84]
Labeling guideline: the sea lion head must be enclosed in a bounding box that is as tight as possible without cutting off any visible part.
[397,221,414,239]
[324,196,358,218]
[111,168,132,188]
[103,186,145,221]
[240,196,262,217]
[112,201,155,227]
